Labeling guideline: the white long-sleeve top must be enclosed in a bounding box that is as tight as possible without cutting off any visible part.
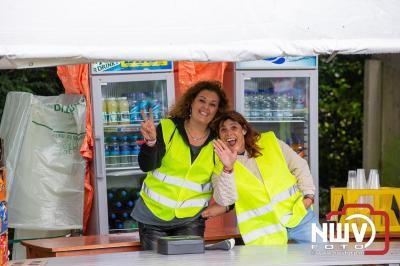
[212,139,316,206]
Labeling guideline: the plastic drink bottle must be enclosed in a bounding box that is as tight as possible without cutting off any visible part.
[116,188,129,204]
[119,136,131,167]
[151,100,161,121]
[104,139,112,167]
[118,97,130,125]
[102,98,109,125]
[107,97,119,125]
[109,136,120,167]
[129,100,139,124]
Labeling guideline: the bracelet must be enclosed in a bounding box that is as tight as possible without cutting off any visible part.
[303,194,315,204]
[146,139,156,146]
[222,167,233,174]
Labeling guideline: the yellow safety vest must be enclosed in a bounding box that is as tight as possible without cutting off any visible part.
[140,119,214,221]
[214,132,307,245]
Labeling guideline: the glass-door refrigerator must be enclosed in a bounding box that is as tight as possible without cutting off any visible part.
[89,61,175,235]
[235,57,319,214]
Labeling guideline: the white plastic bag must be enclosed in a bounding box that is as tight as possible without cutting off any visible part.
[0,92,86,230]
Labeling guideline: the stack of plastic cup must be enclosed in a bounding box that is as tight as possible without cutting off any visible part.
[367,169,380,189]
[355,169,367,189]
[347,170,357,189]
[367,169,381,209]
[355,169,367,204]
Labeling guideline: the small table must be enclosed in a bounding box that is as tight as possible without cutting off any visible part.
[21,227,241,258]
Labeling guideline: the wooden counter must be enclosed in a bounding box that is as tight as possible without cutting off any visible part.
[21,227,241,259]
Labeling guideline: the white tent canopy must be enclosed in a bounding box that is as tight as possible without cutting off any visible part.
[1,0,400,68]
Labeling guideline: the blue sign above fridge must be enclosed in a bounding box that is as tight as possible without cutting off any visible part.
[236,56,317,70]
[91,61,173,74]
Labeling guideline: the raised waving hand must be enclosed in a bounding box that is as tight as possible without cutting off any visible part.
[140,108,157,142]
[213,139,237,172]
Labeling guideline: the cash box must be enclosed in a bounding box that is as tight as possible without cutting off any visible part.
[157,235,204,255]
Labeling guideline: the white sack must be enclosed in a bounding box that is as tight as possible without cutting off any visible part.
[0,92,86,230]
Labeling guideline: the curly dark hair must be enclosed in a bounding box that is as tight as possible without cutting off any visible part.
[168,80,229,122]
[213,110,262,158]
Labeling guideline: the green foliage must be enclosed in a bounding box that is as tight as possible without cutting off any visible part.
[318,55,366,216]
[0,68,64,120]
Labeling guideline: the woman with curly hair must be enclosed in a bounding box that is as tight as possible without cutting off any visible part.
[132,80,237,250]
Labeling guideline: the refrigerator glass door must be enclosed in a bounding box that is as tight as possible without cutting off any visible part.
[236,70,316,162]
[91,72,174,234]
[235,70,318,213]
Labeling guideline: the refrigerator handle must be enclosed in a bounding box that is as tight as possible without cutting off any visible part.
[94,136,105,180]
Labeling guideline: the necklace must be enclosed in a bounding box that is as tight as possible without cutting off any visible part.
[184,121,210,141]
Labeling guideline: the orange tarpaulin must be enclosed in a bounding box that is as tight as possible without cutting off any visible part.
[57,64,93,234]
[174,61,229,98]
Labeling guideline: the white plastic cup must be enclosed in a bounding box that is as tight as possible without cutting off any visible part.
[347,170,357,189]
[367,169,381,208]
[355,169,368,204]
[368,169,381,189]
[356,169,367,189]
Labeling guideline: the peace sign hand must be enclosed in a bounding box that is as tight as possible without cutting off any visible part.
[213,139,237,171]
[140,108,156,142]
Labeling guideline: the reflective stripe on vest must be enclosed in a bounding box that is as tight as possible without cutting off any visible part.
[237,184,299,223]
[142,183,209,209]
[280,212,293,225]
[152,170,212,193]
[241,224,285,243]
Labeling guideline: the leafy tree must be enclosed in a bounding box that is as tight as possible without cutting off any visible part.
[318,55,366,216]
[0,68,64,120]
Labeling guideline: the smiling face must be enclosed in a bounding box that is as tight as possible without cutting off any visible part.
[190,90,220,126]
[218,119,247,154]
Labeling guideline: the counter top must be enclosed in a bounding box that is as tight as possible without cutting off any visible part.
[10,242,400,266]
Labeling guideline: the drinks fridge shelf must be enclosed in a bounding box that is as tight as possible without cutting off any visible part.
[108,187,140,232]
[103,94,165,127]
[105,134,143,170]
[244,108,308,122]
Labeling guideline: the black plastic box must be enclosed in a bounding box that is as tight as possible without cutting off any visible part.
[157,235,204,255]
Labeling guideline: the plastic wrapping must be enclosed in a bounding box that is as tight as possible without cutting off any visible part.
[0,92,86,230]
[57,64,93,233]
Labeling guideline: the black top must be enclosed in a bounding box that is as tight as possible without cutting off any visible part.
[138,117,216,171]
[132,117,216,226]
